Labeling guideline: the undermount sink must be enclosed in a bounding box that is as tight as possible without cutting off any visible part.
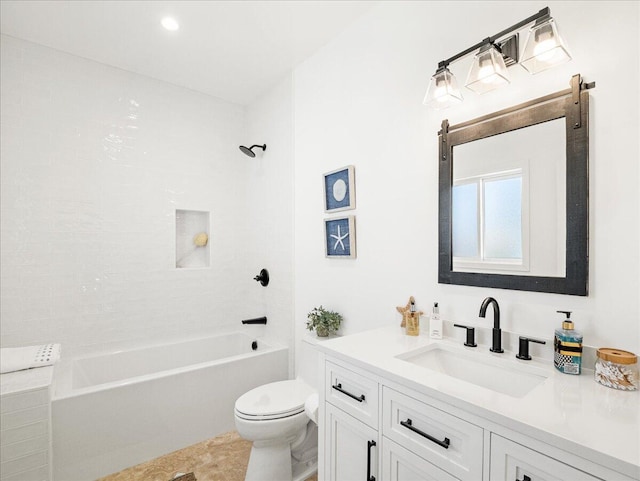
[397,343,550,398]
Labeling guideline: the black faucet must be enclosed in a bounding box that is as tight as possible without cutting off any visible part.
[479,297,503,353]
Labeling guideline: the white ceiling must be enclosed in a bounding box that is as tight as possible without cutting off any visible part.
[0,0,375,105]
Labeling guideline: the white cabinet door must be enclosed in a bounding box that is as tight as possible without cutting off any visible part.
[325,403,378,481]
[490,434,601,481]
[382,437,460,481]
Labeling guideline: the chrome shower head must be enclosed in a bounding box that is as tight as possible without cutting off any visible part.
[239,144,266,157]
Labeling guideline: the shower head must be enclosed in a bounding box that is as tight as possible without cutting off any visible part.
[239,144,266,158]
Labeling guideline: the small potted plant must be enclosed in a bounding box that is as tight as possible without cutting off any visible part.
[306,306,343,337]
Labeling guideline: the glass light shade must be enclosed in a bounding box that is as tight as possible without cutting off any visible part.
[521,18,571,74]
[465,45,510,94]
[423,67,463,109]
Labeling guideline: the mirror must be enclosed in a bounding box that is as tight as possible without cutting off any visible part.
[439,74,593,295]
[452,118,566,277]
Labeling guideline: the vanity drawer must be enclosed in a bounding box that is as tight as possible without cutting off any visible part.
[490,434,601,481]
[382,387,483,481]
[325,360,378,429]
[382,437,460,481]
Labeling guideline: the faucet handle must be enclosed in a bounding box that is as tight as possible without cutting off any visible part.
[453,324,477,347]
[253,268,269,286]
[516,336,546,361]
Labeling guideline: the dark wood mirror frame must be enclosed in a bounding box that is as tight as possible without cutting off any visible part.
[438,74,594,296]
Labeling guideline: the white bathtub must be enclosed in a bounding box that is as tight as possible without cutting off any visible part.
[52,332,288,481]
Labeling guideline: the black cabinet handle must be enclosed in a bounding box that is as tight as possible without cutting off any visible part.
[400,418,450,449]
[367,439,376,481]
[332,382,365,402]
[517,476,532,481]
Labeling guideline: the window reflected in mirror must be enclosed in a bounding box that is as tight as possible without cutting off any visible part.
[451,118,565,277]
[453,171,525,269]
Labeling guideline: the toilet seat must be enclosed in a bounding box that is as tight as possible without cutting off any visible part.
[235,379,315,421]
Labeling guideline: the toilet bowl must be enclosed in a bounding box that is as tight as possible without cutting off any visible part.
[234,379,318,481]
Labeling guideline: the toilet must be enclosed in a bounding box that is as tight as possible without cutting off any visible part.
[234,379,319,481]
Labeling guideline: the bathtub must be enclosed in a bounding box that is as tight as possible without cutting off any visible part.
[52,332,288,481]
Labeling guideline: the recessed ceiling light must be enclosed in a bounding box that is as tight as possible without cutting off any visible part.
[161,17,179,31]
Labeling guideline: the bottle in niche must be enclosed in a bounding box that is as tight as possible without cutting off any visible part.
[429,302,442,339]
[554,310,583,375]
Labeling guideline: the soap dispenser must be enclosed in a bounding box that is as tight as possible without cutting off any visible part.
[429,303,442,339]
[405,298,421,336]
[554,310,583,375]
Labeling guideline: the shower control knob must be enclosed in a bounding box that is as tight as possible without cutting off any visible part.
[253,268,269,287]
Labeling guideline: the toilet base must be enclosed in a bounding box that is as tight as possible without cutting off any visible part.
[243,421,318,481]
[292,458,317,481]
[245,442,293,481]
[244,443,317,481]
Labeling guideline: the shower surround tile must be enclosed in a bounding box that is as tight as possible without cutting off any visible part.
[0,34,271,356]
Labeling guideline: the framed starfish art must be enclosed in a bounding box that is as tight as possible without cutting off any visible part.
[324,216,356,259]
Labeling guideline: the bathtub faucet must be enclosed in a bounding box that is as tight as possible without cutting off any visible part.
[241,316,267,325]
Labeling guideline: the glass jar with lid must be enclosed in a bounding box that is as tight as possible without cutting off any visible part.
[595,348,638,391]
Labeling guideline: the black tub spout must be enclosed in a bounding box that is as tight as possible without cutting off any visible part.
[241,316,267,325]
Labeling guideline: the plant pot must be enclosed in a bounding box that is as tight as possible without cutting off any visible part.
[316,327,330,337]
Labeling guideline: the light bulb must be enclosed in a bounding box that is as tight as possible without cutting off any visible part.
[161,17,179,31]
[521,17,571,74]
[533,39,559,62]
[479,65,497,84]
[433,81,449,100]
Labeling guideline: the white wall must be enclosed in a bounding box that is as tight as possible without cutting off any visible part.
[2,1,638,382]
[243,74,295,375]
[294,0,640,375]
[0,35,257,356]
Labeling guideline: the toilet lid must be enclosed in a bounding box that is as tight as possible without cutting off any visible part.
[235,380,315,419]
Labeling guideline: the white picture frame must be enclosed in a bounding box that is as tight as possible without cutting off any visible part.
[324,216,356,259]
[323,165,355,213]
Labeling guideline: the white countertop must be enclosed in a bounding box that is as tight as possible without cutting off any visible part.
[313,326,640,478]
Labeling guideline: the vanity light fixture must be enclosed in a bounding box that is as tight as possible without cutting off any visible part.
[465,43,511,94]
[424,7,571,108]
[423,65,463,109]
[520,17,571,73]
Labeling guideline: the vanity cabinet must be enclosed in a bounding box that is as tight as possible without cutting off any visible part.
[381,437,458,481]
[489,434,600,481]
[324,361,379,481]
[325,361,379,429]
[325,403,378,481]
[320,355,636,481]
[382,386,483,480]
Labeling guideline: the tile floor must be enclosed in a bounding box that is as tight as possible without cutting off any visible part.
[98,431,317,481]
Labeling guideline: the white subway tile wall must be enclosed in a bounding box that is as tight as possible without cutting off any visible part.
[0,368,53,481]
[0,35,291,357]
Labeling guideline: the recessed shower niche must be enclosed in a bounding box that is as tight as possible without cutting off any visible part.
[176,210,210,268]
